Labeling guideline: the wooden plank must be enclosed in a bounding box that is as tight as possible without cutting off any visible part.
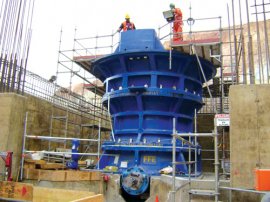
[25,159,46,164]
[39,170,66,181]
[71,194,104,202]
[24,163,36,169]
[78,160,87,166]
[40,163,66,170]
[24,159,47,169]
[23,168,40,180]
[23,168,102,182]
[65,170,91,181]
[33,187,95,202]
[90,171,101,181]
[0,181,33,201]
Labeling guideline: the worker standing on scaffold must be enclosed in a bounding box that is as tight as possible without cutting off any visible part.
[170,3,183,42]
[117,14,136,32]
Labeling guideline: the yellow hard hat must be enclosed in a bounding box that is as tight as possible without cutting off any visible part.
[125,14,130,19]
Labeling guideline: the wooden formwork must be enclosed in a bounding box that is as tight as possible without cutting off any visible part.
[23,169,102,181]
[0,181,104,202]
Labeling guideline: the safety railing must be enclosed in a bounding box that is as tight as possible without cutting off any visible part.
[158,17,222,45]
[0,64,109,123]
[73,31,119,59]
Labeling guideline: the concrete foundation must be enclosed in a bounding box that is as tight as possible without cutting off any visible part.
[101,173,230,202]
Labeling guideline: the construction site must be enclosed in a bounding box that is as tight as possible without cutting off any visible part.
[0,0,270,201]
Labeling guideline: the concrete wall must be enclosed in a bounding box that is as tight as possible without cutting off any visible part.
[0,93,26,180]
[25,96,53,151]
[24,95,110,154]
[230,85,270,201]
[25,95,82,151]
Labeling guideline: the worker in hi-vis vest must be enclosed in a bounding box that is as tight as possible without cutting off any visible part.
[170,3,183,42]
[117,14,136,32]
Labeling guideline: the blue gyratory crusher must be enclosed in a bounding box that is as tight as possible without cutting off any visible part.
[89,29,216,196]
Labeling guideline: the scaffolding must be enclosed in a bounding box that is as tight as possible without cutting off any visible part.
[159,11,227,202]
[19,30,115,178]
[47,29,113,162]
[162,1,270,201]
[170,116,220,202]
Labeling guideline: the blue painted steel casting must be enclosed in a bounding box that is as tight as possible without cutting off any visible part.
[90,29,216,195]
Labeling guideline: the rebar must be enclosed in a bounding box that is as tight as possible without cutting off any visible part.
[262,0,270,83]
[232,0,239,84]
[254,0,264,83]
[245,0,255,84]
[0,0,35,94]
[227,4,234,84]
[239,0,247,84]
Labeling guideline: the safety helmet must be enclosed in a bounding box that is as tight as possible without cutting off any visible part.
[125,14,130,19]
[170,3,175,9]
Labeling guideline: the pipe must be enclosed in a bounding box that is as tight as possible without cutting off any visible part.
[222,128,226,175]
[227,4,234,84]
[169,22,172,70]
[192,45,216,113]
[20,111,28,181]
[172,118,176,202]
[97,118,101,169]
[24,150,116,156]
[101,144,197,150]
[194,109,197,177]
[176,133,216,137]
[220,186,269,194]
[26,135,99,142]
[214,119,219,202]
[219,16,224,113]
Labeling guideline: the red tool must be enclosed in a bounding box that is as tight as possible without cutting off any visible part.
[103,174,110,191]
[0,151,13,181]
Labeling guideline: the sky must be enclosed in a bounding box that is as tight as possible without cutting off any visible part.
[27,0,268,83]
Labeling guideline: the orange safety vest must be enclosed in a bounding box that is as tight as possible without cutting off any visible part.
[122,21,135,31]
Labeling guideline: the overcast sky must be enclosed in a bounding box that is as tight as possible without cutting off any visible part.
[27,0,268,82]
